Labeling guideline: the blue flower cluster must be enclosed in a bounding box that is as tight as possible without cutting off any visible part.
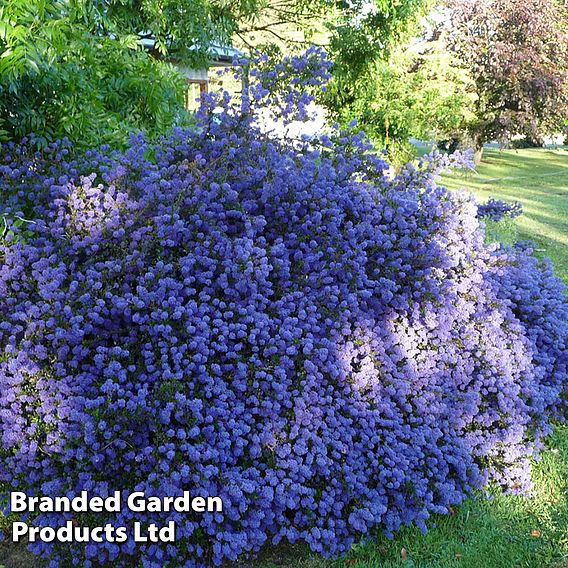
[477,198,523,222]
[0,50,567,568]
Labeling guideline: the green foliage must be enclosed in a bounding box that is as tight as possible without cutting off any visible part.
[326,0,432,91]
[0,34,189,148]
[324,21,476,163]
[82,0,256,63]
[0,0,250,148]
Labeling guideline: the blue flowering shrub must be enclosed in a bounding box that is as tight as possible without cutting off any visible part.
[477,198,523,222]
[0,49,567,567]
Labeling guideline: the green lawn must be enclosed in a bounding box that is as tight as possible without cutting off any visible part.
[257,148,568,568]
[443,147,568,283]
[2,148,568,568]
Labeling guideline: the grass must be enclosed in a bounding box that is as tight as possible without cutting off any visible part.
[2,148,568,568]
[442,147,568,283]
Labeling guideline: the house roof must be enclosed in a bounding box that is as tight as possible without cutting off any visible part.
[140,37,242,68]
[205,43,242,66]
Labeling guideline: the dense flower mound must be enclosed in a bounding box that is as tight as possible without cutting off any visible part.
[0,50,567,567]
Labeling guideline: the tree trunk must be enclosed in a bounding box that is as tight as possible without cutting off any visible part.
[472,132,484,166]
[474,145,484,166]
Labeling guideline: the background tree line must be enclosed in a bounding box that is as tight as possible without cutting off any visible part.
[1,0,567,162]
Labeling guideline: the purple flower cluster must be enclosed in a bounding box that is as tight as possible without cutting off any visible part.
[0,50,567,568]
[477,198,523,222]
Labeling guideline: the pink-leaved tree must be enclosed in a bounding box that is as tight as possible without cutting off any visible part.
[447,0,568,163]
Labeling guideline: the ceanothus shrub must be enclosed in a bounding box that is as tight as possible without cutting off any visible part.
[477,198,523,222]
[0,48,567,567]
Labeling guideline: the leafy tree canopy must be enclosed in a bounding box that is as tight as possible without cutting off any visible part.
[446,0,568,151]
[0,0,256,147]
[0,0,455,150]
[321,13,476,162]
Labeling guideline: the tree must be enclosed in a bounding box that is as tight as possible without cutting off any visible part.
[446,0,568,163]
[0,0,443,149]
[0,30,189,148]
[234,0,435,156]
[317,0,433,126]
[322,20,477,162]
[236,0,428,54]
[80,0,255,62]
[0,0,256,147]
